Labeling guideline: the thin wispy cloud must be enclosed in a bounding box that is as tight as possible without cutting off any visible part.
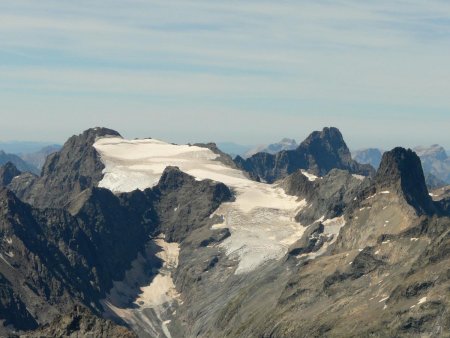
[0,0,449,148]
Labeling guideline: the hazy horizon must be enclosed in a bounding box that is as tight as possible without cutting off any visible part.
[1,125,449,155]
[1,1,450,149]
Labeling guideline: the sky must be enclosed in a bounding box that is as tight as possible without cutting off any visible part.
[0,0,450,150]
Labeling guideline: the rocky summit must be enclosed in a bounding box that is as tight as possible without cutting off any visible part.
[235,127,375,183]
[0,127,449,338]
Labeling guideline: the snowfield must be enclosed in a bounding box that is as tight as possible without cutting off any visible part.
[94,136,308,274]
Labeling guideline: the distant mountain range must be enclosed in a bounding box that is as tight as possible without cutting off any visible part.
[244,138,298,158]
[19,144,61,170]
[0,150,39,174]
[0,144,62,177]
[215,142,253,158]
[0,141,58,154]
[217,138,299,159]
[352,148,383,169]
[414,144,450,183]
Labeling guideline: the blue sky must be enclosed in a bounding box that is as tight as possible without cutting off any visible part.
[0,0,450,149]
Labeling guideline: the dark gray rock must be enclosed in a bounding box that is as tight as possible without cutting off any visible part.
[0,162,21,186]
[154,166,233,242]
[9,127,121,209]
[282,168,368,225]
[375,147,436,215]
[235,127,375,183]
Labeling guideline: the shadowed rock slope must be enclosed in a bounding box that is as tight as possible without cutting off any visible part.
[0,165,232,336]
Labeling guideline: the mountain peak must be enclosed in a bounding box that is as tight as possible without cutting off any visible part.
[375,147,435,214]
[235,127,374,182]
[9,127,121,209]
[414,144,447,161]
[298,127,373,176]
[77,127,122,144]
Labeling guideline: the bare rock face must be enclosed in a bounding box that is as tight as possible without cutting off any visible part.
[375,147,435,215]
[235,127,374,183]
[282,168,368,225]
[10,127,121,209]
[154,166,234,242]
[0,163,233,336]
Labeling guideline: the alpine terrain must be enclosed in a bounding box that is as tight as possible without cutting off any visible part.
[0,127,449,337]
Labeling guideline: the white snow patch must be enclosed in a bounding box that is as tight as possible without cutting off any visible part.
[301,170,318,181]
[297,216,346,261]
[95,136,308,275]
[379,296,389,303]
[374,250,380,255]
[410,238,419,242]
[135,239,180,308]
[101,237,179,338]
[418,297,427,305]
[352,174,366,181]
[380,190,390,194]
[315,215,326,224]
[4,251,14,258]
[5,237,12,245]
[382,240,390,244]
[213,197,307,274]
